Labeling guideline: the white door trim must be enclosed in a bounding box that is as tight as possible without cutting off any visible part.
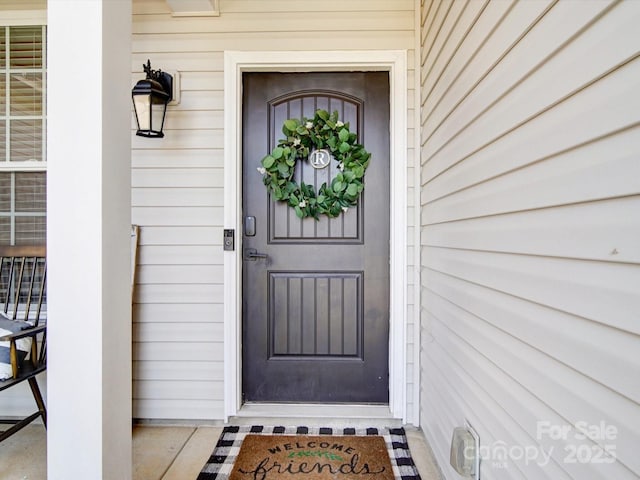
[223,50,408,422]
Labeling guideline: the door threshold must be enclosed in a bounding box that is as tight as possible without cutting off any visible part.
[232,403,402,427]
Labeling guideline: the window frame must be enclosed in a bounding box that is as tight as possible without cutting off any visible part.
[0,10,47,246]
[0,24,47,171]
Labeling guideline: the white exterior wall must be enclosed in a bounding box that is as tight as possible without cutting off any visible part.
[131,0,419,421]
[419,1,640,479]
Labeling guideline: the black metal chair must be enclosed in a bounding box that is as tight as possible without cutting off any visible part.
[0,245,47,442]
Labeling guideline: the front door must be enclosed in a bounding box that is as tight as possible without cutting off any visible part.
[242,72,390,403]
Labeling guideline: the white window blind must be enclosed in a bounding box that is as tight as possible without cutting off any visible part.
[0,25,45,164]
[0,26,46,246]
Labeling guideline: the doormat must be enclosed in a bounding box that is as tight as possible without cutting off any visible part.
[197,426,422,480]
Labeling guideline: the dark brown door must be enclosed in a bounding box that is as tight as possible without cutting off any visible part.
[242,72,390,403]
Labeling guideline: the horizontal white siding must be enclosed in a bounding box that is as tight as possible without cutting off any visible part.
[419,1,640,479]
[0,0,46,24]
[132,0,417,420]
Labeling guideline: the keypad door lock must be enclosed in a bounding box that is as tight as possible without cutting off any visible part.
[244,216,256,237]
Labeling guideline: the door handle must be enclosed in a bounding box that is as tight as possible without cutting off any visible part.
[244,248,268,261]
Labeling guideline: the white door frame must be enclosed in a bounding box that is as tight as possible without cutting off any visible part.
[223,50,408,422]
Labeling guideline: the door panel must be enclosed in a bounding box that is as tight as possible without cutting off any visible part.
[242,72,389,403]
[269,271,362,358]
[268,91,364,243]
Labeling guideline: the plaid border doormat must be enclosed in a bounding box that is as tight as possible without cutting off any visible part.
[197,425,422,480]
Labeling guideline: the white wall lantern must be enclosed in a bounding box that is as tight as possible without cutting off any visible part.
[131,60,173,138]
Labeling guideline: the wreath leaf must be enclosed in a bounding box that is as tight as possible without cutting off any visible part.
[277,162,290,177]
[262,155,275,169]
[283,119,298,132]
[271,147,284,159]
[346,184,358,196]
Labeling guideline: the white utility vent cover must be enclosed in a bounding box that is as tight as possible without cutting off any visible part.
[450,423,480,479]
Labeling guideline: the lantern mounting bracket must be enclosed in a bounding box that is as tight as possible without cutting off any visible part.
[142,59,173,103]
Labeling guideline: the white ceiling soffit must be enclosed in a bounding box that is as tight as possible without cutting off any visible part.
[165,0,219,17]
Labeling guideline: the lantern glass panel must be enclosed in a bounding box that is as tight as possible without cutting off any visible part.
[133,93,151,131]
[150,98,166,133]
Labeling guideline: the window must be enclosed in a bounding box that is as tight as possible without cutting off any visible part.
[0,25,46,246]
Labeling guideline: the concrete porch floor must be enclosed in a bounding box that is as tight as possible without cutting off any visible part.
[0,423,442,479]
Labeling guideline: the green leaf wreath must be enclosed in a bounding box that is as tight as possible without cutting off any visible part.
[257,109,371,219]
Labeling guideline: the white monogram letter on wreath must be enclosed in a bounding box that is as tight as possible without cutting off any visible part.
[257,109,371,220]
